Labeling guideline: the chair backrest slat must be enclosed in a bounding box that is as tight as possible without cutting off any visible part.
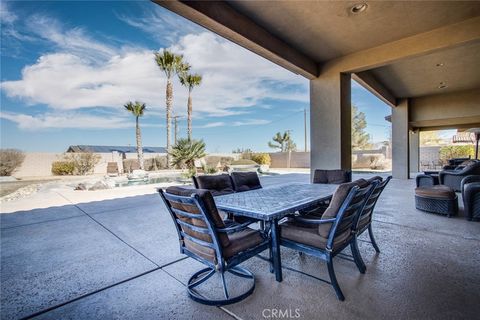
[180,231,216,249]
[355,176,391,230]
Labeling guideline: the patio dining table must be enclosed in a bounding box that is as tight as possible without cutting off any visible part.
[214,183,338,282]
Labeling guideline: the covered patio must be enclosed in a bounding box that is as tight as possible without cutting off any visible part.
[2,1,480,319]
[156,1,480,179]
[1,174,479,319]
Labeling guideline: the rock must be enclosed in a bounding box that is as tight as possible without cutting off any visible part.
[74,183,87,191]
[88,181,110,191]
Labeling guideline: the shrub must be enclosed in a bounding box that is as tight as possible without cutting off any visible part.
[51,161,75,175]
[0,149,25,176]
[65,152,101,175]
[439,145,475,163]
[123,159,140,173]
[203,165,218,174]
[170,138,207,169]
[231,159,258,166]
[251,153,271,165]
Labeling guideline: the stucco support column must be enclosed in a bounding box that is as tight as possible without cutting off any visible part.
[392,99,410,179]
[310,72,351,180]
[409,130,420,174]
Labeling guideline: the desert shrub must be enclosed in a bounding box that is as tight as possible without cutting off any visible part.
[439,145,475,163]
[231,159,258,166]
[181,168,197,179]
[154,156,168,169]
[51,161,75,175]
[123,159,140,173]
[65,152,101,175]
[0,149,25,176]
[251,153,271,165]
[240,151,253,160]
[170,138,206,169]
[203,165,218,174]
[220,157,234,166]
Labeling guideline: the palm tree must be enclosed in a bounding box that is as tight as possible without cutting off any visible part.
[154,50,189,167]
[124,101,146,169]
[268,131,297,152]
[170,138,206,170]
[179,73,202,140]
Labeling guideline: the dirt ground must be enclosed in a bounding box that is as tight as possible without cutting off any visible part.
[0,180,54,197]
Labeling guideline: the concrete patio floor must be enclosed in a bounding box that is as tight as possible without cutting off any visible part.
[1,174,479,319]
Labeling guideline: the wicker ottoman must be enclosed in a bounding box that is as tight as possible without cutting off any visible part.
[415,185,458,217]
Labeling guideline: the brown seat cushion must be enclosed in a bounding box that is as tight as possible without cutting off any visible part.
[280,218,351,250]
[415,185,456,200]
[195,174,234,196]
[230,172,262,192]
[223,228,264,258]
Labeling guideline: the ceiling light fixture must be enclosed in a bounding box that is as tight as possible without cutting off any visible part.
[438,82,448,89]
[436,63,444,67]
[351,3,368,14]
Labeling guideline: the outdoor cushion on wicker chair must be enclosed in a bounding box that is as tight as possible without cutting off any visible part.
[230,171,262,192]
[439,161,480,191]
[415,185,458,217]
[159,186,269,305]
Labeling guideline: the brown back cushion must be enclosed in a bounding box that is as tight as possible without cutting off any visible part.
[230,172,262,192]
[195,174,234,196]
[317,179,366,238]
[165,186,230,248]
[313,169,352,184]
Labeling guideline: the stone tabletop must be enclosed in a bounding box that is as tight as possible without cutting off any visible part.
[214,183,338,221]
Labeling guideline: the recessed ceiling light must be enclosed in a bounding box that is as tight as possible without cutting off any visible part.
[351,3,368,14]
[436,63,444,67]
[438,82,448,89]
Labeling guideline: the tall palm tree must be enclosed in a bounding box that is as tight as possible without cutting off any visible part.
[154,50,189,167]
[124,101,146,169]
[179,73,202,140]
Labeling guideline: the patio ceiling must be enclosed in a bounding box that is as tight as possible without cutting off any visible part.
[155,1,480,104]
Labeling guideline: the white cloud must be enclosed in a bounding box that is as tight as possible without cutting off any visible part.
[232,119,271,126]
[198,122,226,128]
[1,8,308,131]
[0,111,131,131]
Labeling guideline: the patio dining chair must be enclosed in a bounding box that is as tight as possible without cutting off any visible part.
[353,176,391,256]
[159,186,270,305]
[230,171,262,192]
[192,174,235,196]
[279,180,377,301]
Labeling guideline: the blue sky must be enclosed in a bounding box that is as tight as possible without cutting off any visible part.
[0,1,391,153]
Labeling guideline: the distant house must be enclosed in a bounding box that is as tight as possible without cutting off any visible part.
[66,145,166,154]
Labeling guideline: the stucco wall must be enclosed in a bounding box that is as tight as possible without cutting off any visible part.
[269,152,310,168]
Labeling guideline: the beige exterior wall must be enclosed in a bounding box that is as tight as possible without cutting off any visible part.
[410,89,480,129]
[269,152,310,168]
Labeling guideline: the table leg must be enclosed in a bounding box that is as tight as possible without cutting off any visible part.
[270,219,283,282]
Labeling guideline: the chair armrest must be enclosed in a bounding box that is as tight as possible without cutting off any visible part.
[293,216,336,225]
[217,220,256,234]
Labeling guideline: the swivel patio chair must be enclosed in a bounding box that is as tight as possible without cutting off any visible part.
[230,171,262,192]
[280,180,376,301]
[159,186,270,305]
[461,175,480,221]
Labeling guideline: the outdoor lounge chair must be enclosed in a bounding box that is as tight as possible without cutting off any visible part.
[159,186,270,305]
[439,160,480,191]
[230,171,262,192]
[461,175,480,221]
[279,180,376,301]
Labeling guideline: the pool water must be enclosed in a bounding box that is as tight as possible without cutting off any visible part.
[115,176,186,187]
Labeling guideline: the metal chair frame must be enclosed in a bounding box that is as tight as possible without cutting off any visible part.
[280,183,377,301]
[159,189,270,306]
